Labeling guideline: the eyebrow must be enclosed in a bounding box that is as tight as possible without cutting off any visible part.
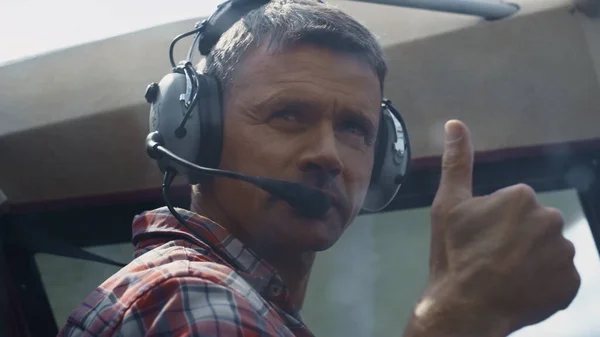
[253,93,379,131]
[338,108,378,132]
[254,94,319,113]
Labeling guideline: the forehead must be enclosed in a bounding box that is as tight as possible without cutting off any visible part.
[228,44,382,114]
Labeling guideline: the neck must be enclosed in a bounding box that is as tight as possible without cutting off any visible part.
[191,187,316,310]
[257,247,316,310]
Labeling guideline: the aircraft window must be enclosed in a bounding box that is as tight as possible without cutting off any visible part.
[302,188,600,337]
[34,242,134,328]
[31,189,600,336]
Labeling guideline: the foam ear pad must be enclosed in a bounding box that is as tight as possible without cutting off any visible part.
[370,109,388,184]
[362,105,411,212]
[195,74,224,171]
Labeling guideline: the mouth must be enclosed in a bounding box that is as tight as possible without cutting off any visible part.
[262,177,348,220]
[322,191,342,210]
[292,190,344,220]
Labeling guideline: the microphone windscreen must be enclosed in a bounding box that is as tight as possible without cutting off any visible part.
[257,179,332,218]
[147,135,332,218]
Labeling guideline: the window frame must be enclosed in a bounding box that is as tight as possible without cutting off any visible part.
[2,138,600,337]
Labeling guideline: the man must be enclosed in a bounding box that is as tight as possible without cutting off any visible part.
[58,0,580,336]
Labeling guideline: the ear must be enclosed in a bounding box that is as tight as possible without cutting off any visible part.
[190,178,218,212]
[190,184,203,212]
[192,183,202,195]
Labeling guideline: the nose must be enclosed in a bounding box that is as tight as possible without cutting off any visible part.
[296,124,344,179]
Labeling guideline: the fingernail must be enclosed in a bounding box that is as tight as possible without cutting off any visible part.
[445,120,463,143]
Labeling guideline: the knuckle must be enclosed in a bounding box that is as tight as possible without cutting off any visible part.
[441,148,461,170]
[544,208,565,234]
[513,183,536,201]
[546,207,564,221]
[561,266,581,310]
[432,197,467,220]
[562,238,576,261]
[571,267,582,292]
[430,201,445,220]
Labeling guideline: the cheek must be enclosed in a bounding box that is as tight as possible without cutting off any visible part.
[341,148,374,204]
[216,116,285,206]
[213,119,270,226]
[221,116,299,176]
[219,118,263,172]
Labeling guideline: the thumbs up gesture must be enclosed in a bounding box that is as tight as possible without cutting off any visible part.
[409,120,581,336]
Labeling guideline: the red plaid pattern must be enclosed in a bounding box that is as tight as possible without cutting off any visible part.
[57,207,315,337]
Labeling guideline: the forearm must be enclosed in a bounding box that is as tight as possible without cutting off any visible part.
[402,285,512,337]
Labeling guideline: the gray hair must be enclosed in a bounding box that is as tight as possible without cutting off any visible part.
[199,0,387,93]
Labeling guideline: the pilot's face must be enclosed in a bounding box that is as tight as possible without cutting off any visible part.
[211,44,381,253]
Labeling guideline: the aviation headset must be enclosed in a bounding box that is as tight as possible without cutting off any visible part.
[145,0,411,213]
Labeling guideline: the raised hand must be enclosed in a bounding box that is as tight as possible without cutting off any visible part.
[406,120,581,337]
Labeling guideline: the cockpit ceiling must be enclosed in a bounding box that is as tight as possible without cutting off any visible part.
[0,0,571,67]
[1,0,599,204]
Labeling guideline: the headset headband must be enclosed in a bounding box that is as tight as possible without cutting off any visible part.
[147,0,411,213]
[198,0,270,56]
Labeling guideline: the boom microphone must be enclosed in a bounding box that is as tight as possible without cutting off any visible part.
[146,132,332,218]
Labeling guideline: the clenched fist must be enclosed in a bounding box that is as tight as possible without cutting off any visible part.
[405,120,581,337]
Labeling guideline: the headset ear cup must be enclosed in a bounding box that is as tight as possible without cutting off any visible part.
[363,104,411,212]
[152,71,222,185]
[149,72,202,171]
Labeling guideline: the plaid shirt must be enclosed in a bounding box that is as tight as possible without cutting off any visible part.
[57,207,315,337]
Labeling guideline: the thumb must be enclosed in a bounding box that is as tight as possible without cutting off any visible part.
[434,120,474,209]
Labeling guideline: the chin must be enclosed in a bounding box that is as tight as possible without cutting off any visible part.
[306,236,340,252]
[282,208,347,252]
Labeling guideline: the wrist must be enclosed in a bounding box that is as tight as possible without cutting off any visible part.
[405,278,512,337]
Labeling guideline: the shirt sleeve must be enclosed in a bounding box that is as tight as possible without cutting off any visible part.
[116,276,285,337]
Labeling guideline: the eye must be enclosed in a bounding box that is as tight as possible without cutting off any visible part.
[338,118,375,146]
[340,119,371,138]
[272,110,298,122]
[341,121,368,136]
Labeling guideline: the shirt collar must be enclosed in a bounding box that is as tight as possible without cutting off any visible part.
[131,206,294,309]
